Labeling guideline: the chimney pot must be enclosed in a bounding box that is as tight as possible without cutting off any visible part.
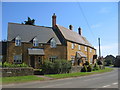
[69,25,73,30]
[52,13,56,27]
[78,27,82,35]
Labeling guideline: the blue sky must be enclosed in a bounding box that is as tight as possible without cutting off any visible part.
[2,2,118,57]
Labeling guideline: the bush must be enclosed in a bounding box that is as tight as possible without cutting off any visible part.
[41,59,72,74]
[81,65,87,72]
[87,64,92,72]
[2,62,28,68]
[97,60,103,65]
[84,61,89,65]
[93,63,99,71]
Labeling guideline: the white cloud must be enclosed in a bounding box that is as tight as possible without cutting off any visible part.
[95,43,118,57]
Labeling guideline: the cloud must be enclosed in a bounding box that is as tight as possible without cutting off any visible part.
[98,7,110,14]
[95,43,118,57]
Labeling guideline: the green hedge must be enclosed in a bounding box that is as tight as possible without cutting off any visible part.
[41,59,72,74]
[2,62,28,68]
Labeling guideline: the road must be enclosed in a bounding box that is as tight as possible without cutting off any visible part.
[3,68,119,88]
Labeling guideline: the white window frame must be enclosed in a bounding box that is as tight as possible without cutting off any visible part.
[15,36,21,46]
[71,43,75,49]
[85,46,87,52]
[13,55,22,64]
[78,45,81,50]
[50,38,57,48]
[33,37,38,47]
[49,56,57,62]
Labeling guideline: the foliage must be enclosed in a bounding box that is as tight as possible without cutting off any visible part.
[84,61,89,65]
[41,59,72,74]
[97,60,103,65]
[87,64,92,72]
[2,62,29,68]
[81,65,87,72]
[114,55,120,67]
[93,63,99,71]
[104,55,115,66]
[23,17,35,25]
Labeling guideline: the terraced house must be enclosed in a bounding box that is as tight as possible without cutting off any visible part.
[1,13,97,68]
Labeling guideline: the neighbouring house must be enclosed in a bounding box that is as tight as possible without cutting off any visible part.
[1,13,97,68]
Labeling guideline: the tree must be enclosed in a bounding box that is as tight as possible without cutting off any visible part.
[104,55,115,66]
[114,55,120,67]
[24,17,35,25]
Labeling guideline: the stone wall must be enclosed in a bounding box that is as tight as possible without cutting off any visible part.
[2,67,34,77]
[69,66,82,73]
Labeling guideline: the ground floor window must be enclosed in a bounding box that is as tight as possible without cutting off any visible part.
[38,56,42,65]
[49,56,57,62]
[0,55,3,62]
[71,55,75,65]
[13,55,22,64]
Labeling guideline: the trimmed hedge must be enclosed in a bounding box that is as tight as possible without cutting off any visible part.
[41,59,72,74]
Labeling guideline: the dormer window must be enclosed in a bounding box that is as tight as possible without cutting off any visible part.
[33,37,38,47]
[50,38,57,48]
[15,36,21,46]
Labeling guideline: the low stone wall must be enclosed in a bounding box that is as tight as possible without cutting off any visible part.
[69,66,82,73]
[1,67,34,77]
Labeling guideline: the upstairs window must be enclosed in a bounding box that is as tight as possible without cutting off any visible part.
[78,45,81,50]
[90,48,92,52]
[15,36,21,46]
[33,37,38,47]
[50,38,57,48]
[85,46,87,52]
[72,43,75,49]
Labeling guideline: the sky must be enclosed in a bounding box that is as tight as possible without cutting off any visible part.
[1,2,118,57]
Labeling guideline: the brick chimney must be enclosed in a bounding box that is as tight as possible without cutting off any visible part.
[78,27,82,35]
[52,13,56,27]
[69,25,73,30]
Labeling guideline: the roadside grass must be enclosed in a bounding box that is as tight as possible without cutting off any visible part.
[45,67,114,79]
[1,75,44,84]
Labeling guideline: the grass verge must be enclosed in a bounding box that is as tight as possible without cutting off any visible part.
[45,67,114,79]
[1,75,44,84]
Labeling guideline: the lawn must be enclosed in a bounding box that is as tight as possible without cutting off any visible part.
[45,67,114,79]
[1,75,44,84]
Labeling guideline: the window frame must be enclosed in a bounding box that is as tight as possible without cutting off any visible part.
[15,36,21,46]
[84,46,87,52]
[50,38,57,48]
[71,43,75,49]
[33,37,39,47]
[13,55,22,64]
[78,45,81,50]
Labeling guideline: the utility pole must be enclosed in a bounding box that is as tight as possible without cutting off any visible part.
[98,38,101,58]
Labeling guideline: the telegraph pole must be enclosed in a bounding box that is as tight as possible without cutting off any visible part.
[98,38,101,58]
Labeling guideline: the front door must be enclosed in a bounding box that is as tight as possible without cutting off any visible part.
[30,56,35,68]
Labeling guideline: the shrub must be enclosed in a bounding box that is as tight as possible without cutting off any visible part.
[2,62,28,68]
[93,63,99,71]
[97,60,103,65]
[84,61,89,65]
[81,65,87,72]
[41,59,72,74]
[87,64,92,72]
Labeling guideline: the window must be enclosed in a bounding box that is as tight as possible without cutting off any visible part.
[90,48,92,52]
[90,58,93,64]
[49,56,57,62]
[85,46,87,51]
[33,37,38,47]
[15,36,21,46]
[0,55,2,62]
[38,57,42,65]
[71,43,75,49]
[14,55,22,64]
[78,45,81,50]
[50,38,57,48]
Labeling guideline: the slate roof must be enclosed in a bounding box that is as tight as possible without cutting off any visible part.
[56,25,94,48]
[8,23,61,44]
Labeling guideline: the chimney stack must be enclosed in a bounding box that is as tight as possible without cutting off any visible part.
[52,13,56,27]
[69,25,73,30]
[78,27,82,35]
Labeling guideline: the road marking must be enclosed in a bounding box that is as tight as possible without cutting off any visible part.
[103,85,110,88]
[112,82,118,85]
[39,82,72,88]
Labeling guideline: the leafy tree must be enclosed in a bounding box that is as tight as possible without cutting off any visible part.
[24,17,35,25]
[114,55,120,67]
[104,55,115,66]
